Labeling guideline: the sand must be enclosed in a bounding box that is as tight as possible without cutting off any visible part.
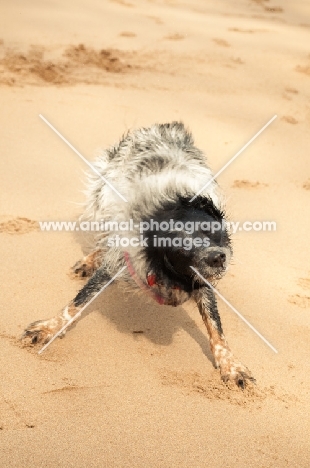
[0,0,310,466]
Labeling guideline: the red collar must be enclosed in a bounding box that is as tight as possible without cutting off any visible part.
[124,252,166,305]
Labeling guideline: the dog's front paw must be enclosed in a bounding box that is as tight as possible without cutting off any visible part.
[220,360,255,388]
[21,318,60,345]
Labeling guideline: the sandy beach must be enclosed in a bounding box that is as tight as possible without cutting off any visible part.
[1,0,310,466]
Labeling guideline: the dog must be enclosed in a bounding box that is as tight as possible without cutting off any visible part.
[22,121,254,387]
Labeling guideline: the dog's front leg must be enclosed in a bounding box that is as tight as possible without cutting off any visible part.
[22,267,113,345]
[195,287,255,387]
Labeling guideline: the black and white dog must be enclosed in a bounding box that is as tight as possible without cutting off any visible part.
[23,122,254,387]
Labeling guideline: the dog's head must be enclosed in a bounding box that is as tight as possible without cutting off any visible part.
[144,195,232,297]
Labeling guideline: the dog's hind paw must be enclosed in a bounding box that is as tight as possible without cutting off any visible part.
[220,361,256,389]
[21,318,61,345]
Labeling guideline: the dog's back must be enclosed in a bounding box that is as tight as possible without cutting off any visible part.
[85,122,220,223]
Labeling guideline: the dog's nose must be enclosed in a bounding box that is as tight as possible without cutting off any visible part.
[206,251,226,268]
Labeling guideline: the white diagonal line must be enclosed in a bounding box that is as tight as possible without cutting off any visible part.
[190,266,278,353]
[38,266,127,354]
[39,114,128,203]
[190,114,277,202]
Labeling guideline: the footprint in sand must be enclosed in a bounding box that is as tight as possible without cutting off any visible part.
[285,87,298,94]
[251,1,283,13]
[0,43,137,86]
[212,38,231,47]
[119,31,136,38]
[164,33,185,41]
[288,277,310,308]
[298,277,310,290]
[303,180,310,190]
[264,6,283,13]
[228,27,254,34]
[288,294,310,309]
[231,57,245,65]
[281,116,298,124]
[296,64,310,76]
[0,217,39,234]
[232,180,268,189]
[160,369,293,407]
[282,88,299,101]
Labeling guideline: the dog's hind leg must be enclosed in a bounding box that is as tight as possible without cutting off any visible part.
[22,266,114,346]
[196,287,255,388]
[70,249,103,279]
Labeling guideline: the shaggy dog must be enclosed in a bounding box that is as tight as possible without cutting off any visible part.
[23,122,254,387]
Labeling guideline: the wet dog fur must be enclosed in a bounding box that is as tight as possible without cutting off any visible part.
[22,122,254,387]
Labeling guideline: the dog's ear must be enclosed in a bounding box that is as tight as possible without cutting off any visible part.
[144,194,225,230]
[178,195,226,222]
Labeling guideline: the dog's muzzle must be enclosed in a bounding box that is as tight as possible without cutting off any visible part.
[205,251,226,268]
